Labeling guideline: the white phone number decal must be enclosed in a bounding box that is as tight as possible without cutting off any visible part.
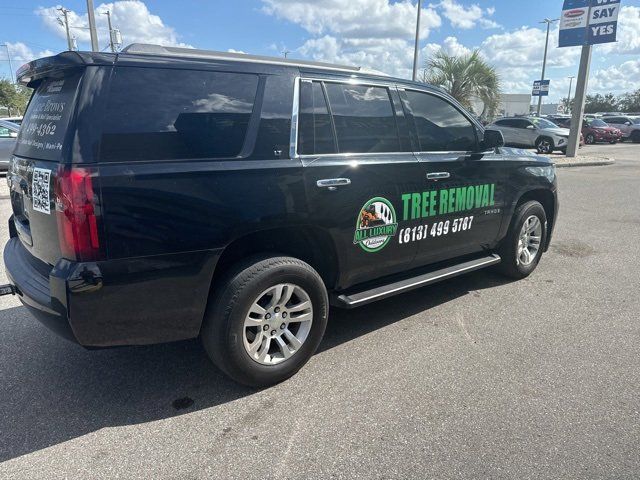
[398,216,474,245]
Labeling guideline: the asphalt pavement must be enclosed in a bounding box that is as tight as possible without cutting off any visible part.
[0,144,638,479]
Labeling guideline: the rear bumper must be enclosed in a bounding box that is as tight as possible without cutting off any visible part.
[4,233,221,347]
[3,236,76,342]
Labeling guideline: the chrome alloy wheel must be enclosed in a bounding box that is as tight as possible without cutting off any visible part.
[243,284,313,365]
[517,215,542,266]
[537,139,552,154]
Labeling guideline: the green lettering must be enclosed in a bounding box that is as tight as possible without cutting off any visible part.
[411,193,421,220]
[475,185,483,207]
[466,186,474,210]
[401,193,411,221]
[439,189,448,215]
[421,191,430,218]
[481,184,489,207]
[448,188,455,213]
[429,191,437,217]
[455,188,466,212]
[489,184,495,206]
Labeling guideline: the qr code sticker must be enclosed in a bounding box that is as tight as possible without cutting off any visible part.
[32,168,51,214]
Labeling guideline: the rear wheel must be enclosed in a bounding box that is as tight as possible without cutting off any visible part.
[201,256,328,387]
[535,137,554,154]
[585,133,596,144]
[496,201,547,279]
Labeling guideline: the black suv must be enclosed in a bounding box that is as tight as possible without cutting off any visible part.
[4,45,558,386]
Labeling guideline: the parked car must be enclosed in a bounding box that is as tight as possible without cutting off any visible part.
[554,117,622,144]
[3,45,558,386]
[0,119,20,172]
[601,116,640,143]
[0,116,23,126]
[488,116,570,154]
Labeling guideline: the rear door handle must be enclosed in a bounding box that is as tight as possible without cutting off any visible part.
[426,172,450,180]
[316,178,351,190]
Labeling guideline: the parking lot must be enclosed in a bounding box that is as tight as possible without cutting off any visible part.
[0,143,638,479]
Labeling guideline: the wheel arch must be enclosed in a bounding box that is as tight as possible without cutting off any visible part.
[212,225,340,294]
[513,188,557,250]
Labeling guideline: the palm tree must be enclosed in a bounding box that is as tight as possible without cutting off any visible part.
[422,50,501,121]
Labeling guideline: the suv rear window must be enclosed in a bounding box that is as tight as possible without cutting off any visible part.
[14,70,83,161]
[100,67,259,162]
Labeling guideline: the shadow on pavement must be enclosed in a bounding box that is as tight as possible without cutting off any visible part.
[0,269,513,463]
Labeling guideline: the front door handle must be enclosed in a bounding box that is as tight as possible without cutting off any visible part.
[316,178,351,190]
[426,172,450,180]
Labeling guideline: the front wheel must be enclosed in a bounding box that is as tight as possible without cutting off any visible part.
[201,256,329,387]
[535,137,554,154]
[496,201,547,279]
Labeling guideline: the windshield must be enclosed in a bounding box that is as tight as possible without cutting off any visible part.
[587,119,607,127]
[530,118,557,129]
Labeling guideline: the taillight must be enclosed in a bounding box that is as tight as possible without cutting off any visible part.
[55,165,103,261]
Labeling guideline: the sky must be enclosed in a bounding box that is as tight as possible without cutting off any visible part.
[1,0,639,104]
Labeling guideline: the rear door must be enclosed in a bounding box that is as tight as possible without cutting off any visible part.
[399,88,506,266]
[297,77,424,289]
[9,69,84,265]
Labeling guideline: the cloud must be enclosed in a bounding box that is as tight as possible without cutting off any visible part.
[600,6,640,56]
[435,0,500,30]
[1,42,55,67]
[36,1,190,51]
[423,36,472,59]
[591,59,640,92]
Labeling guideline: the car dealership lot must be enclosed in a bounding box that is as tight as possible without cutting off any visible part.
[0,143,638,479]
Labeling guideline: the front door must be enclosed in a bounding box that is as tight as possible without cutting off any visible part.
[296,78,424,289]
[398,88,505,267]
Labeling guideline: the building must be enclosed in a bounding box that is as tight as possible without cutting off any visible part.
[498,94,531,117]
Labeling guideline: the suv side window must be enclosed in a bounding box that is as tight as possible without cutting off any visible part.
[324,82,401,153]
[298,81,337,155]
[403,90,477,152]
[101,67,259,162]
[604,117,621,124]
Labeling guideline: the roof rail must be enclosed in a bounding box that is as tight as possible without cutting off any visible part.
[121,44,387,75]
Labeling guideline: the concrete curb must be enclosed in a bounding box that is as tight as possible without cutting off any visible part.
[554,159,616,168]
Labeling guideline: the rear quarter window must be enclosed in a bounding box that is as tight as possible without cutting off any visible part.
[100,67,259,162]
[14,71,83,161]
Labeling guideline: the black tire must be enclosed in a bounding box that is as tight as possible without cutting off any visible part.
[201,255,329,387]
[535,137,554,154]
[632,131,640,143]
[496,200,547,279]
[585,133,595,145]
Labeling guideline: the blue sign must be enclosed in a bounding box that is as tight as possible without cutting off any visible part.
[559,0,620,47]
[532,80,550,97]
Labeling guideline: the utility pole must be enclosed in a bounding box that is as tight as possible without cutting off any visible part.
[0,44,14,83]
[566,46,592,157]
[282,49,290,59]
[86,0,99,52]
[102,10,115,52]
[57,7,74,51]
[536,18,558,116]
[412,0,422,81]
[566,75,575,114]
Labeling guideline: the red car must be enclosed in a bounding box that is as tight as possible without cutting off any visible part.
[557,117,621,144]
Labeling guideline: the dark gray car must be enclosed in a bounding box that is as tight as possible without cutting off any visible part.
[0,120,20,172]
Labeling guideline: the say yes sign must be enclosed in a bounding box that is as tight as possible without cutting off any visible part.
[559,0,620,47]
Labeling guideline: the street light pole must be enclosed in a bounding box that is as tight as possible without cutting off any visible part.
[536,18,558,116]
[566,75,575,113]
[0,44,14,83]
[86,0,99,52]
[412,0,422,81]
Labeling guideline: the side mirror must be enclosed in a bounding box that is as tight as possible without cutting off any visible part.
[625,121,632,126]
[481,129,504,151]
[526,125,536,130]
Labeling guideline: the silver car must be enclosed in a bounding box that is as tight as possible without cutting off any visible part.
[602,116,640,143]
[488,116,570,154]
[0,120,20,172]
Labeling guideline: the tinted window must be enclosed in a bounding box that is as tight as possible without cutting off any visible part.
[604,117,622,123]
[298,81,336,155]
[404,90,476,151]
[253,76,292,159]
[325,83,400,153]
[15,71,82,161]
[101,68,258,161]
